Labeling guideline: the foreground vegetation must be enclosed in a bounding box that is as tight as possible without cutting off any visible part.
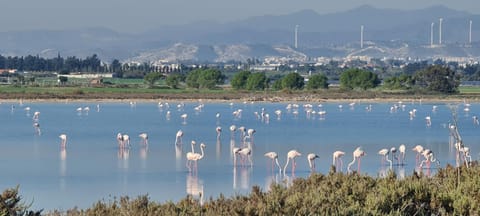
[3,164,480,215]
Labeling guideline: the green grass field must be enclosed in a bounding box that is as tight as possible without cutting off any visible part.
[459,86,480,94]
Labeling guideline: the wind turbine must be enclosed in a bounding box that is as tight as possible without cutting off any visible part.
[431,22,435,47]
[360,25,364,49]
[469,20,473,44]
[294,25,299,49]
[439,18,443,45]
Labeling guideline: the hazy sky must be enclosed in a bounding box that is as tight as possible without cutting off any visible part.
[0,0,478,33]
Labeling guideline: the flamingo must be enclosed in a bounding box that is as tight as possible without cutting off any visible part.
[175,130,183,146]
[33,111,40,121]
[122,134,130,148]
[186,141,197,167]
[244,128,256,143]
[181,113,188,124]
[236,145,253,167]
[307,153,319,172]
[139,133,148,145]
[186,143,206,173]
[229,125,237,140]
[420,149,440,168]
[59,134,67,147]
[347,147,366,173]
[116,133,124,148]
[264,152,281,173]
[398,144,406,165]
[473,116,479,125]
[283,150,301,176]
[412,145,424,166]
[425,116,431,127]
[378,148,392,168]
[216,126,222,140]
[332,151,345,171]
[33,122,41,135]
[390,147,398,165]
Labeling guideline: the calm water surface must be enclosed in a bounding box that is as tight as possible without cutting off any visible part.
[0,100,479,211]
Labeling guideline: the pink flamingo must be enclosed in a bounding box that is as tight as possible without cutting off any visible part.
[332,151,345,171]
[283,150,301,176]
[216,126,222,140]
[412,145,424,166]
[139,133,148,145]
[398,144,406,165]
[175,130,183,146]
[186,143,206,173]
[59,134,67,148]
[347,147,366,173]
[264,151,281,173]
[378,148,392,168]
[229,125,236,140]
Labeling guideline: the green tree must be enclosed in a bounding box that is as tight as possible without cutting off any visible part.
[246,72,268,90]
[143,72,163,88]
[281,72,304,90]
[340,68,380,90]
[58,76,68,85]
[186,68,225,89]
[306,74,329,90]
[414,65,460,93]
[166,74,182,89]
[272,79,283,90]
[197,69,225,89]
[383,74,414,90]
[230,70,251,90]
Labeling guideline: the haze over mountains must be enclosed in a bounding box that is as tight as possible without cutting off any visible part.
[0,5,479,63]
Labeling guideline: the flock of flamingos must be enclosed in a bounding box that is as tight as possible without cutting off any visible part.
[36,100,469,177]
[22,100,475,176]
[17,99,477,205]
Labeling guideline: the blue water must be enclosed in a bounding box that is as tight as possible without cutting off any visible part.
[0,100,478,211]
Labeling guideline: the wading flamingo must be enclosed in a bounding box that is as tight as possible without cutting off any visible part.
[347,147,366,173]
[412,145,424,166]
[139,133,148,145]
[175,130,184,146]
[398,144,406,165]
[264,151,281,173]
[186,143,206,173]
[307,153,319,172]
[332,151,345,171]
[116,133,124,148]
[216,126,222,140]
[122,134,130,148]
[186,141,197,167]
[229,125,237,140]
[59,134,67,147]
[283,150,301,176]
[378,148,392,168]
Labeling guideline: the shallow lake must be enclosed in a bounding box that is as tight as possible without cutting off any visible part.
[0,100,478,211]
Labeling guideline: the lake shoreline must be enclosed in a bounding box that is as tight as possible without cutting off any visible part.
[1,91,479,103]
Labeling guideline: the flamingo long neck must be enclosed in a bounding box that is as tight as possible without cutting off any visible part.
[333,156,336,166]
[283,157,290,175]
[347,156,357,171]
[275,158,282,172]
[191,143,195,153]
[199,147,205,160]
[386,154,392,167]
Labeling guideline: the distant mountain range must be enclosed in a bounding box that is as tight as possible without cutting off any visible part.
[0,5,479,63]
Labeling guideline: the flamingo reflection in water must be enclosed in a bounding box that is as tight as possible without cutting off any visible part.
[139,133,148,146]
[186,173,204,205]
[233,166,252,190]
